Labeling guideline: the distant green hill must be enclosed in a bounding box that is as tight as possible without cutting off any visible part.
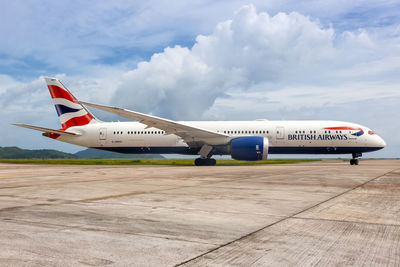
[75,148,165,159]
[0,146,77,159]
[0,146,164,159]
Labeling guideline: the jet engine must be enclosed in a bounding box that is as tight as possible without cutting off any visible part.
[230,136,269,161]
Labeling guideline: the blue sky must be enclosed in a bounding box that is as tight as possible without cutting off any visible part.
[0,0,399,158]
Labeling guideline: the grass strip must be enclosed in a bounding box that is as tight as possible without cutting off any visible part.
[0,158,320,166]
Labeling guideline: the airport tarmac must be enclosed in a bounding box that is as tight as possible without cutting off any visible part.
[0,159,399,266]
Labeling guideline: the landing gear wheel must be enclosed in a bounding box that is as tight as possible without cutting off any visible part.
[194,158,216,166]
[208,158,216,166]
[350,153,361,166]
[350,159,359,165]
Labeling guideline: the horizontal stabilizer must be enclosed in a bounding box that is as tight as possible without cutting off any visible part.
[13,123,80,136]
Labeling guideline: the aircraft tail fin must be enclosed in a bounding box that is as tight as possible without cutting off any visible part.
[44,77,98,129]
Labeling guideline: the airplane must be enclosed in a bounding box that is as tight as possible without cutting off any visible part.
[14,77,386,166]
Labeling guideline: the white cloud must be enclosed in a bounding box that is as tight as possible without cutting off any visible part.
[2,0,398,74]
[111,5,399,119]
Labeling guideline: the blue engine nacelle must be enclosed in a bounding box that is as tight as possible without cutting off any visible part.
[231,136,269,161]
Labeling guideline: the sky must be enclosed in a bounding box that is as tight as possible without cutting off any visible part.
[0,0,399,158]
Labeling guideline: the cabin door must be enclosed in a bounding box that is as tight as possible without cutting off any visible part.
[276,126,285,139]
[99,128,107,146]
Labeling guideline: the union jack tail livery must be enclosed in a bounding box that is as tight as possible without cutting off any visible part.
[45,78,97,129]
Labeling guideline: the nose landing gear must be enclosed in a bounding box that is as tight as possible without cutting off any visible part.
[350,152,362,165]
[350,158,359,165]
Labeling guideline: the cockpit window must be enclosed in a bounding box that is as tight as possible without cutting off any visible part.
[368,130,375,135]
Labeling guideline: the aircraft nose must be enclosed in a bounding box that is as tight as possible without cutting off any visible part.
[379,136,386,148]
[376,135,386,148]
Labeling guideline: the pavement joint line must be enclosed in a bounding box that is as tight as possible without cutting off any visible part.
[0,177,128,190]
[0,175,210,190]
[0,172,276,190]
[174,167,399,266]
[77,192,148,202]
[0,217,218,246]
[291,216,400,228]
[94,203,289,217]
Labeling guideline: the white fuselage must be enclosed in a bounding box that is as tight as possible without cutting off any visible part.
[54,120,386,156]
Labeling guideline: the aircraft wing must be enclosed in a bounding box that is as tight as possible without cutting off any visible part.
[80,101,230,146]
[13,123,80,136]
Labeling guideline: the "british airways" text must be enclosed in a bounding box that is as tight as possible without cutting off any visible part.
[288,134,348,141]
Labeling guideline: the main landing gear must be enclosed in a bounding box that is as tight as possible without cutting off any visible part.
[350,152,362,165]
[194,158,216,166]
[195,144,216,166]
